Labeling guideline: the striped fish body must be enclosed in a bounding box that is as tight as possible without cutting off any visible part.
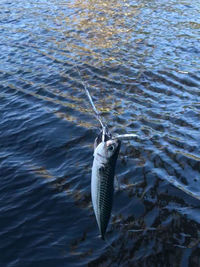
[91,139,120,239]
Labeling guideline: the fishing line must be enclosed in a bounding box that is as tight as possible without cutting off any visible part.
[49,1,106,132]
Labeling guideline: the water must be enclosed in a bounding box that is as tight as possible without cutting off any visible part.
[0,0,200,266]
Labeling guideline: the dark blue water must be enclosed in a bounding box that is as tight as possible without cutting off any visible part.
[0,0,200,266]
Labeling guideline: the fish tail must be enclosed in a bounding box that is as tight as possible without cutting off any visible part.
[103,235,115,253]
[101,234,105,241]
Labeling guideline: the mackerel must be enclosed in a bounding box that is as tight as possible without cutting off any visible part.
[91,137,121,239]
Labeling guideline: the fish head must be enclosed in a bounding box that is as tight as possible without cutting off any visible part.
[105,139,121,159]
[94,139,121,164]
[94,129,112,149]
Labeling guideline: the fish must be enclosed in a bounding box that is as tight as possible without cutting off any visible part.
[91,135,121,240]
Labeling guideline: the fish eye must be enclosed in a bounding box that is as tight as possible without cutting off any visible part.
[108,145,115,151]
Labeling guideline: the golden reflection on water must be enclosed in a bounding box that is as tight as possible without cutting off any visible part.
[176,150,200,161]
[44,0,148,118]
[28,165,53,179]
[55,111,94,128]
[65,0,141,60]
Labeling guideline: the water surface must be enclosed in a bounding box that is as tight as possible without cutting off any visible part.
[0,0,200,266]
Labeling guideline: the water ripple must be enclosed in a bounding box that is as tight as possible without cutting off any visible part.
[0,0,200,266]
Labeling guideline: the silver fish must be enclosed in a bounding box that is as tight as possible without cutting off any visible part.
[91,138,121,240]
